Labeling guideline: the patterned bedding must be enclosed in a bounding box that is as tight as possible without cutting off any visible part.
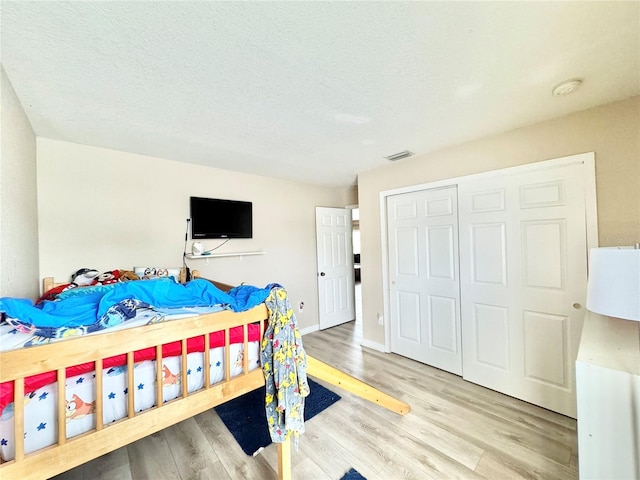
[0,276,276,462]
[0,339,260,461]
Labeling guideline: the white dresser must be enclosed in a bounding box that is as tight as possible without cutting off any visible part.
[576,311,640,479]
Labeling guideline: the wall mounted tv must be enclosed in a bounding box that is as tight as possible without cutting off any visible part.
[190,196,253,239]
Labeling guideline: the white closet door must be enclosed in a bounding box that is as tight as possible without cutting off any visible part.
[388,186,462,375]
[458,162,588,417]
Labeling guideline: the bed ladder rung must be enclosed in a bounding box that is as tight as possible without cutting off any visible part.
[181,339,188,398]
[243,323,249,374]
[204,333,211,389]
[95,359,104,430]
[57,369,66,445]
[13,377,25,462]
[224,328,231,382]
[156,345,163,407]
[127,352,135,418]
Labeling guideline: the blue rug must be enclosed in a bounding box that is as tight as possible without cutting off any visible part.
[215,378,341,456]
[341,468,367,480]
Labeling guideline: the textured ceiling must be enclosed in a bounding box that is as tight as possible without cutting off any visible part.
[1,1,639,187]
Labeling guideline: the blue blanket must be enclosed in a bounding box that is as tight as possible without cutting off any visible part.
[0,278,277,339]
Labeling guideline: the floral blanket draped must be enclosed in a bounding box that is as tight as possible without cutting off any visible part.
[260,287,310,449]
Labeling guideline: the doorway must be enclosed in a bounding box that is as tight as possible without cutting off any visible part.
[351,207,362,336]
[315,207,356,330]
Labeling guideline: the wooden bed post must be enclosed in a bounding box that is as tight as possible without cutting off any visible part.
[277,436,292,480]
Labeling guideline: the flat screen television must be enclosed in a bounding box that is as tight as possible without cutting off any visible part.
[190,196,253,239]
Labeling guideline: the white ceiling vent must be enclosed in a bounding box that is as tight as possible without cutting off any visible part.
[385,150,414,161]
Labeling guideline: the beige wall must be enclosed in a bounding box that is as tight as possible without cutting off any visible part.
[343,186,358,207]
[358,96,640,345]
[0,66,39,298]
[37,139,351,330]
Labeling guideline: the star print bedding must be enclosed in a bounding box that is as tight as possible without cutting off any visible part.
[0,340,259,461]
[0,277,275,462]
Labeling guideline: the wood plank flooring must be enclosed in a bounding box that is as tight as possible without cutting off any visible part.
[51,320,578,480]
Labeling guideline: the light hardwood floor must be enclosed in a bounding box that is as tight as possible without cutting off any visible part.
[51,320,578,480]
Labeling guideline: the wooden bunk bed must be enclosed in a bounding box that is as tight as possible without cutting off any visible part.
[0,275,409,480]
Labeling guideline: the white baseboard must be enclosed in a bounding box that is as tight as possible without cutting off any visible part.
[299,323,387,353]
[360,338,386,353]
[300,324,320,336]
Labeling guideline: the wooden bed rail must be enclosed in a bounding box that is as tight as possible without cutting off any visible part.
[0,305,269,480]
[0,307,265,382]
[306,355,411,415]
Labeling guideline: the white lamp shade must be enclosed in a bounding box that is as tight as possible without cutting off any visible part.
[586,247,640,321]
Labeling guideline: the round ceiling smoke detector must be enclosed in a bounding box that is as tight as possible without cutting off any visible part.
[552,79,583,96]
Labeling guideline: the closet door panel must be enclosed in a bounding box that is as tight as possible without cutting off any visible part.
[395,228,419,277]
[473,302,510,371]
[459,162,587,418]
[426,226,455,280]
[521,220,566,290]
[396,291,421,342]
[428,294,457,352]
[523,310,568,388]
[470,223,507,286]
[388,187,462,375]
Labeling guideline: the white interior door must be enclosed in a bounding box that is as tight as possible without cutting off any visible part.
[316,207,355,330]
[458,162,588,417]
[387,186,462,375]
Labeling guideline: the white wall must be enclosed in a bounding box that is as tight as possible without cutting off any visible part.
[37,138,352,330]
[0,66,39,298]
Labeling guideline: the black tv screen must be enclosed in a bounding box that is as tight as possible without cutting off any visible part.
[190,196,253,239]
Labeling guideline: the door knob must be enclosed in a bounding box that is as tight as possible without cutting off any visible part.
[319,272,326,276]
[573,303,581,309]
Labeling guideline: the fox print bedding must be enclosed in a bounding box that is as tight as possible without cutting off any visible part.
[0,341,259,461]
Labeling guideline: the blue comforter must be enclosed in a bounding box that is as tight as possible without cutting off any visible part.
[0,278,277,338]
